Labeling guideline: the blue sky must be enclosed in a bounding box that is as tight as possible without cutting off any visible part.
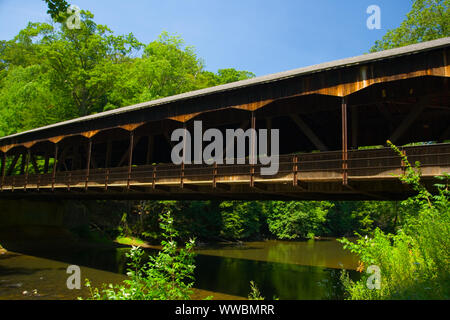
[0,0,413,76]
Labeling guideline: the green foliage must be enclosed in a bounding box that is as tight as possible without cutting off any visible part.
[43,0,70,22]
[248,281,265,300]
[219,201,264,240]
[266,201,332,240]
[339,143,450,300]
[84,211,197,300]
[0,11,254,137]
[371,0,450,52]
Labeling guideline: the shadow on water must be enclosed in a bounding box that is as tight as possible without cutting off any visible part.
[194,254,359,300]
[0,238,360,300]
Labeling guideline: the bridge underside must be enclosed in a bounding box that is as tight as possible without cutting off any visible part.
[0,41,449,201]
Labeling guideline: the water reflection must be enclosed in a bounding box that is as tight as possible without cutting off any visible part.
[0,239,360,300]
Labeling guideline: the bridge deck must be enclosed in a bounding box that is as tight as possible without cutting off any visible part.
[1,144,449,200]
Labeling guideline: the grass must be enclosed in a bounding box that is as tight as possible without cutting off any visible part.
[115,235,148,247]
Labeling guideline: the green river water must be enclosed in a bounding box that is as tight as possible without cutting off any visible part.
[0,238,360,300]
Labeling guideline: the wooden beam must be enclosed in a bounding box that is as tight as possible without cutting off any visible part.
[351,106,358,149]
[1,153,6,190]
[24,149,30,189]
[31,154,40,174]
[127,132,134,190]
[118,135,141,167]
[223,120,250,161]
[85,140,92,190]
[146,135,154,165]
[6,154,20,176]
[20,152,26,175]
[105,140,112,168]
[44,152,49,173]
[439,125,450,142]
[342,97,348,186]
[52,144,59,191]
[290,114,328,151]
[389,102,427,143]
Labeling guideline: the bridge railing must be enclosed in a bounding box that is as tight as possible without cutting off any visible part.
[1,143,449,191]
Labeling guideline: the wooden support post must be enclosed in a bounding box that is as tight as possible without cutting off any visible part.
[24,149,30,190]
[389,102,426,144]
[146,135,154,165]
[293,154,298,187]
[105,140,112,168]
[85,139,92,191]
[127,131,134,190]
[1,152,5,191]
[44,152,49,174]
[105,168,109,191]
[31,154,39,174]
[342,97,349,186]
[180,123,187,189]
[212,162,217,189]
[181,162,185,189]
[6,154,20,176]
[52,144,59,191]
[290,114,329,152]
[250,112,256,188]
[351,106,358,149]
[152,165,156,190]
[224,120,250,162]
[20,152,26,175]
[266,117,272,153]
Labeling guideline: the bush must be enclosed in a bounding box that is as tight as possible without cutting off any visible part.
[339,142,450,300]
[83,211,196,300]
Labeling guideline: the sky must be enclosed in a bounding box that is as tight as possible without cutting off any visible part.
[0,0,413,76]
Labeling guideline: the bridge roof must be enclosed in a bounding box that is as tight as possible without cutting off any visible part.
[1,36,450,147]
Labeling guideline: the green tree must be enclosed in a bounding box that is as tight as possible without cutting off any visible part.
[371,0,450,52]
[266,201,333,240]
[43,0,70,22]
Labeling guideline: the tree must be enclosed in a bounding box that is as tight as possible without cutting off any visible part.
[266,201,333,240]
[371,0,450,52]
[43,0,70,22]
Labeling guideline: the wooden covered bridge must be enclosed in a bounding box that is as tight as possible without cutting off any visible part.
[0,38,449,200]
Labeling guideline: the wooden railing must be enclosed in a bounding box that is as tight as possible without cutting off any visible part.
[1,144,449,192]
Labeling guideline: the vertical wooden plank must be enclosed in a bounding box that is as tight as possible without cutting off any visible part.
[0,152,5,191]
[85,139,92,190]
[20,151,26,175]
[44,152,49,174]
[351,106,358,149]
[52,144,59,191]
[293,154,298,187]
[24,149,30,190]
[127,131,134,190]
[342,97,348,185]
[250,112,256,187]
[213,162,217,189]
[105,140,112,168]
[146,135,154,165]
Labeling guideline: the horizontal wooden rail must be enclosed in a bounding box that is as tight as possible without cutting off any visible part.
[1,144,449,194]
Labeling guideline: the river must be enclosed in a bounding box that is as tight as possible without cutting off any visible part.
[0,238,360,300]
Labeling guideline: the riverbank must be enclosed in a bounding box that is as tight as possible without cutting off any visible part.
[0,245,244,300]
